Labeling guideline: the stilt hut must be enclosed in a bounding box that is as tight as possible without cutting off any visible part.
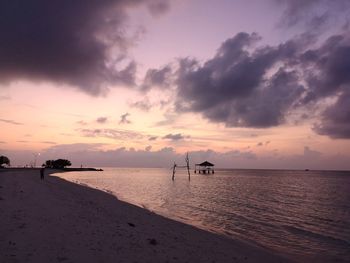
[194,161,215,174]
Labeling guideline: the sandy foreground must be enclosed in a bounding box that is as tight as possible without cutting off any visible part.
[0,169,293,263]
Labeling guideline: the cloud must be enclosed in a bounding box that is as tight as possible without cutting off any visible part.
[77,120,88,126]
[313,89,350,138]
[80,128,143,140]
[42,143,104,161]
[147,0,171,17]
[138,29,349,139]
[130,97,171,112]
[130,98,153,111]
[2,144,350,170]
[301,34,350,101]
[299,33,350,138]
[148,136,158,141]
[0,118,23,125]
[303,146,322,158]
[174,32,305,128]
[0,0,171,96]
[274,0,350,29]
[119,113,131,124]
[155,110,178,126]
[256,141,271,147]
[39,144,257,168]
[141,65,173,91]
[40,141,57,145]
[163,133,189,141]
[96,117,108,124]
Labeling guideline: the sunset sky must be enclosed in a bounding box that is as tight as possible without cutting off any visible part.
[1,0,350,169]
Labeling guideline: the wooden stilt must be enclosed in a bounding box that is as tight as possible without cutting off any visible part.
[172,162,176,181]
[186,152,190,181]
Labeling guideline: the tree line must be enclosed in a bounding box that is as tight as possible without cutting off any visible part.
[0,155,71,169]
[43,159,71,169]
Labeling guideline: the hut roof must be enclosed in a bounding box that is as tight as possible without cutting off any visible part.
[198,161,214,166]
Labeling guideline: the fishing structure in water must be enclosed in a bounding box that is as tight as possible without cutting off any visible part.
[172,153,191,181]
[194,161,215,174]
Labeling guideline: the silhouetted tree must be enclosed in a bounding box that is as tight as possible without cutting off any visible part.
[53,159,71,169]
[43,159,71,169]
[43,160,55,168]
[0,155,10,168]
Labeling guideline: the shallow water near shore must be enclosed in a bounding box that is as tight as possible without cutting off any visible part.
[57,168,350,262]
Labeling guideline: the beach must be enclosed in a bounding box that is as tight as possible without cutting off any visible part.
[0,169,292,263]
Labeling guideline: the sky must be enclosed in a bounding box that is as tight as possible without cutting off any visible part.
[1,0,350,169]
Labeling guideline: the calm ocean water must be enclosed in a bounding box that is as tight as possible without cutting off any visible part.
[57,168,350,262]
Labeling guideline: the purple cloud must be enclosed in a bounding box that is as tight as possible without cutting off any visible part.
[0,0,171,96]
[163,133,189,141]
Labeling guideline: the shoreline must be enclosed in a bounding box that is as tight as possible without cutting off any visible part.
[0,167,103,172]
[0,169,294,262]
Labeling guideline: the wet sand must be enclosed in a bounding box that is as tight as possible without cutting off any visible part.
[0,169,293,262]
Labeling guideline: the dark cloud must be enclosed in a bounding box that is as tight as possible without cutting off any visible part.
[313,89,350,138]
[80,128,143,140]
[301,34,350,101]
[119,113,131,124]
[141,65,172,91]
[175,32,304,128]
[0,118,23,125]
[0,0,170,96]
[163,133,189,141]
[96,117,108,124]
[139,30,348,138]
[299,33,350,138]
[148,136,158,141]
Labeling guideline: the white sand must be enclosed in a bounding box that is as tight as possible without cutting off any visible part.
[0,169,293,263]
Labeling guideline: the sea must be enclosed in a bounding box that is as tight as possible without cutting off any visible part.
[57,168,350,262]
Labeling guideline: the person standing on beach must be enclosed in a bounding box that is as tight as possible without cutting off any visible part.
[40,167,45,180]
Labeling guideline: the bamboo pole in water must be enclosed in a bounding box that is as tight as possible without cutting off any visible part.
[172,162,176,181]
[186,152,190,181]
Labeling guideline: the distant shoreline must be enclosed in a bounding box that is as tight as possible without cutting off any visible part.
[0,167,103,172]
